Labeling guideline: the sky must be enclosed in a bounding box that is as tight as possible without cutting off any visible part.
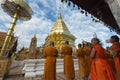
[0,0,119,50]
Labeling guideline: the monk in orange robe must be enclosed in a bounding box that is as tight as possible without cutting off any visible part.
[105,47,116,78]
[75,44,88,80]
[90,38,115,80]
[60,41,75,80]
[108,35,120,80]
[43,42,58,80]
[83,43,92,76]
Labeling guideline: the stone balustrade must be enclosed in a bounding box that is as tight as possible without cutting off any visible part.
[22,59,79,78]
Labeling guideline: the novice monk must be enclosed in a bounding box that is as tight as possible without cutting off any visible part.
[43,42,58,80]
[108,35,120,80]
[90,38,115,80]
[60,41,75,80]
[75,44,88,80]
[83,43,92,78]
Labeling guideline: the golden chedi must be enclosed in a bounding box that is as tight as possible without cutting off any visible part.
[44,13,76,56]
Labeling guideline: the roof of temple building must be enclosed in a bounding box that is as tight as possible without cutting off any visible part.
[0,32,17,50]
[61,0,120,34]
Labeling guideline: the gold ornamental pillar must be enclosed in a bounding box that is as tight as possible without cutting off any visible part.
[0,0,32,79]
[0,7,21,56]
[0,0,32,56]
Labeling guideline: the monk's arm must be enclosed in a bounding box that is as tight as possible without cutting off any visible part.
[60,47,64,54]
[90,48,96,58]
[107,48,120,57]
[75,50,79,56]
[71,47,73,55]
[56,50,58,57]
[111,50,119,57]
[43,49,47,57]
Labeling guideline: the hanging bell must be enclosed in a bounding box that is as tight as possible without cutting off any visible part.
[98,19,100,22]
[91,15,93,18]
[65,0,67,3]
[85,11,88,16]
[81,10,84,14]
[110,28,112,32]
[68,1,71,6]
[78,7,80,10]
[61,0,64,2]
[92,18,95,21]
[95,20,98,22]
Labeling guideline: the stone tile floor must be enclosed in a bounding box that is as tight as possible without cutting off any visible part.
[4,71,83,80]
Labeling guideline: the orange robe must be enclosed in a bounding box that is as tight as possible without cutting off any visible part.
[43,46,58,80]
[61,45,75,79]
[105,51,115,77]
[91,45,115,80]
[84,47,91,75]
[76,48,88,77]
[111,42,120,80]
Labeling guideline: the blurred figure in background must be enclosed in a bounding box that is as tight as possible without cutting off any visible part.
[75,43,88,80]
[83,42,92,79]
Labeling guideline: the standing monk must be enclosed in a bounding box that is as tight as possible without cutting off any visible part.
[75,44,88,80]
[84,43,92,78]
[60,41,75,80]
[43,42,58,80]
[108,35,120,80]
[90,38,115,80]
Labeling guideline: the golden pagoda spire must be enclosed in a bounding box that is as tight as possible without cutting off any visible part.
[58,13,62,19]
[33,34,36,39]
[58,4,62,20]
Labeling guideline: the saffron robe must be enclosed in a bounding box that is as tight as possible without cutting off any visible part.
[76,48,88,77]
[105,51,115,77]
[111,42,120,80]
[91,45,115,80]
[61,45,75,79]
[84,47,91,75]
[43,46,58,80]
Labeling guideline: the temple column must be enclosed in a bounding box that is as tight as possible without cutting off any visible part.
[106,0,120,27]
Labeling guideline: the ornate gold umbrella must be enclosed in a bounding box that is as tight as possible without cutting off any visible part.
[0,0,32,56]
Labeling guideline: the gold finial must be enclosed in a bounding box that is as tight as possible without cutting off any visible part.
[34,34,36,38]
[58,13,62,19]
[58,3,61,13]
[58,2,62,19]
